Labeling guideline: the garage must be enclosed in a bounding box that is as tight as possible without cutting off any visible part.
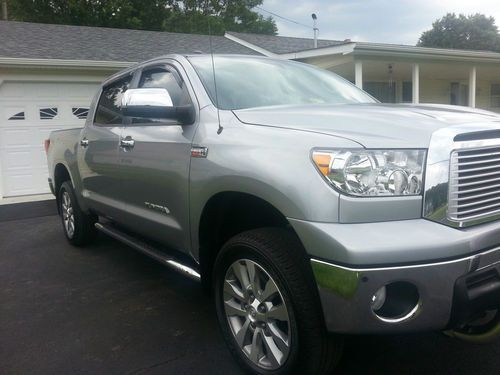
[0,20,262,200]
[0,81,99,197]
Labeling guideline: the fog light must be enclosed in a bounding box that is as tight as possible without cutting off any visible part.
[371,286,387,311]
[371,281,420,323]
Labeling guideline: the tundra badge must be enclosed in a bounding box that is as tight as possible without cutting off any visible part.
[144,202,170,215]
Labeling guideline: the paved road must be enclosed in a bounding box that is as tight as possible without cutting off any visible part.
[0,208,499,374]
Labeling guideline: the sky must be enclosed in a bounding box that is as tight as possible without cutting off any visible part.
[257,0,500,45]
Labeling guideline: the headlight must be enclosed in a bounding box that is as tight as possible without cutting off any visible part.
[312,149,426,197]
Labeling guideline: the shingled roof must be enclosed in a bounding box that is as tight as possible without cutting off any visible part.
[0,21,261,62]
[226,31,346,54]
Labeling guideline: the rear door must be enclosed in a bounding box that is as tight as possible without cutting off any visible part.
[116,62,199,252]
[78,74,133,219]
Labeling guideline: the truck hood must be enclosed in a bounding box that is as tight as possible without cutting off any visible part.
[233,103,500,148]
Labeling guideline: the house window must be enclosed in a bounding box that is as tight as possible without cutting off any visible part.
[450,83,468,106]
[72,107,89,119]
[8,111,25,120]
[402,82,412,103]
[491,84,500,108]
[364,82,396,103]
[40,107,58,120]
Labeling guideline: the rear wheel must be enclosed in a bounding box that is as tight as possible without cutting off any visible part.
[58,181,97,246]
[214,228,342,375]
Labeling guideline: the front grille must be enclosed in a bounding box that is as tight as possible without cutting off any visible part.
[449,145,500,223]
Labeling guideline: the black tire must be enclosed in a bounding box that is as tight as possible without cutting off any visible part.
[214,228,342,375]
[58,181,97,246]
[445,309,500,344]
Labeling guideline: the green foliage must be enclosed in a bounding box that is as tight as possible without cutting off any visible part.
[7,0,277,35]
[418,13,500,52]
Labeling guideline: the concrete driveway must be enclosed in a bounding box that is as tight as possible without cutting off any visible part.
[1,201,499,374]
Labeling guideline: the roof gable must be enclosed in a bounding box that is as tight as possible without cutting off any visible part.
[225,31,346,54]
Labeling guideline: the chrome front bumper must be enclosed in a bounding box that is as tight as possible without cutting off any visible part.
[311,246,500,334]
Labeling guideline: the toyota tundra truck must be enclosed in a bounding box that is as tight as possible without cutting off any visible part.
[46,54,500,375]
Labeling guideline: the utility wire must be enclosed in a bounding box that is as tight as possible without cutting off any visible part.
[255,6,312,30]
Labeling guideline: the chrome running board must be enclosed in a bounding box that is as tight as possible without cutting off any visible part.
[95,222,201,281]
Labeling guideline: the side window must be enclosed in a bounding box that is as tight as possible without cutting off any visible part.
[129,67,192,125]
[94,75,131,125]
[138,67,192,107]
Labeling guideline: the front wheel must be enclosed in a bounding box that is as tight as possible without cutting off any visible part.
[58,181,97,246]
[213,228,342,375]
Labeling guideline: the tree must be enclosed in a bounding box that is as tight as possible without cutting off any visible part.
[162,0,276,35]
[418,13,500,52]
[7,0,277,35]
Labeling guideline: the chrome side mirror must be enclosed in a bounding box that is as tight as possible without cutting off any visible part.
[122,88,174,108]
[121,88,194,124]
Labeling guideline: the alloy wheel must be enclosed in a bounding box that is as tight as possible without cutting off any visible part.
[223,259,291,370]
[61,191,75,238]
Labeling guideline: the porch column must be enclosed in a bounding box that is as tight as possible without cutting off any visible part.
[355,61,363,89]
[412,63,420,104]
[469,66,477,108]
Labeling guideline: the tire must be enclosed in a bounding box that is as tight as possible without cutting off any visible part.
[58,181,97,246]
[214,228,342,375]
[445,309,500,344]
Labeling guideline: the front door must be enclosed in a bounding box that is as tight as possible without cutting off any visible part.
[117,63,198,253]
[78,74,133,220]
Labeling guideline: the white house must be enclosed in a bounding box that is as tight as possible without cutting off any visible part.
[226,32,500,111]
[1,20,500,200]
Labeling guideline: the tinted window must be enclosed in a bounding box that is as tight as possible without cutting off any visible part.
[94,75,131,125]
[188,56,375,110]
[139,67,191,107]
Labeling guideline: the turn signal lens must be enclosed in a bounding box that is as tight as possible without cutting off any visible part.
[312,152,332,176]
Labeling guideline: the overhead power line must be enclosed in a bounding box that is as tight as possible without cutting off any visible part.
[255,6,312,30]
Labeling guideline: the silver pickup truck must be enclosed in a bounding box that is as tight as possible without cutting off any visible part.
[46,54,500,375]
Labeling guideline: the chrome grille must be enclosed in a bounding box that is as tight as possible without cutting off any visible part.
[449,145,500,222]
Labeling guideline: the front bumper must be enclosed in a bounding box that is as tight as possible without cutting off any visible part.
[311,247,500,334]
[288,217,500,334]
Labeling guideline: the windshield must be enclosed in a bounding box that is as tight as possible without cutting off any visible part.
[188,55,376,110]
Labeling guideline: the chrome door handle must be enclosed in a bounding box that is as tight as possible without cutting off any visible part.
[80,138,89,147]
[120,137,135,148]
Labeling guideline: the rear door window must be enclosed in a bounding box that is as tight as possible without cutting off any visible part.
[94,75,132,125]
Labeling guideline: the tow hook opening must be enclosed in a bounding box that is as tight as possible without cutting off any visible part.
[371,281,420,323]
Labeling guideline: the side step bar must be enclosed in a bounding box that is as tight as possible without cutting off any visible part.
[95,222,201,281]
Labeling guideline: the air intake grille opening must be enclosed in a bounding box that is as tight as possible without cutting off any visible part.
[449,145,500,223]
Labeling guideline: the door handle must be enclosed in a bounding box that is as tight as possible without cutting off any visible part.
[80,138,89,148]
[120,137,135,149]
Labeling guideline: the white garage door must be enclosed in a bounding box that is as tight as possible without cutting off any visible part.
[0,81,99,197]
